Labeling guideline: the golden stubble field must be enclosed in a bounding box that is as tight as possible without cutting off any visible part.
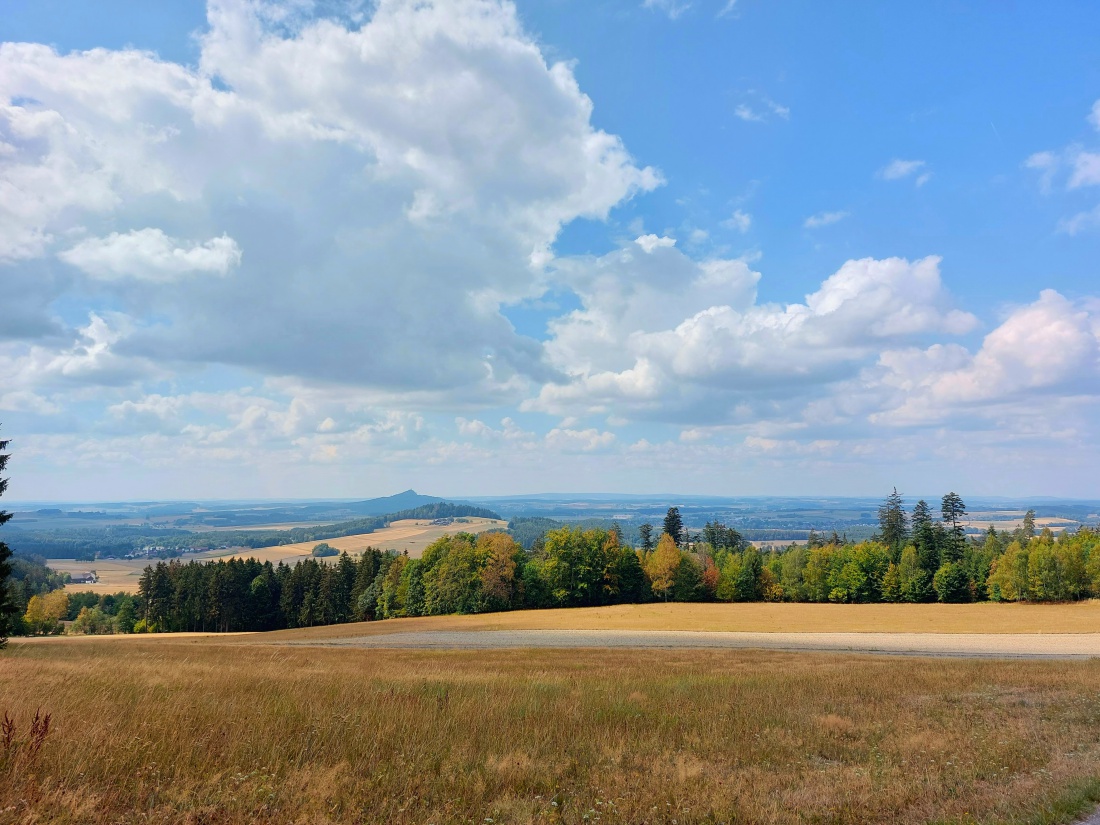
[50,518,506,594]
[4,633,1100,825]
[252,600,1100,642]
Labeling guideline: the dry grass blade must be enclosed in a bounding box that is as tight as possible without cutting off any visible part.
[0,712,14,753]
[28,708,51,759]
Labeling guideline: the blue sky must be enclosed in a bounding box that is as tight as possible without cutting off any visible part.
[2,0,1099,500]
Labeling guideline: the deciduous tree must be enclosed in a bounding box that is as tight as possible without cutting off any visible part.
[646,534,680,600]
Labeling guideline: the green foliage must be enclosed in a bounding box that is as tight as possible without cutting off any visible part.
[51,488,1100,634]
[877,487,909,557]
[933,562,971,603]
[70,606,116,635]
[896,545,933,602]
[940,492,968,564]
[311,543,338,557]
[507,517,562,550]
[662,507,684,547]
[702,521,746,552]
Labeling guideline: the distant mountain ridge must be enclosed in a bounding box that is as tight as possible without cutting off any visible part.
[340,490,444,516]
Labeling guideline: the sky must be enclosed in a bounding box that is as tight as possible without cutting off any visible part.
[2,0,1100,501]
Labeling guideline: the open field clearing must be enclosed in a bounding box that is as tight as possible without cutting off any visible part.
[200,517,506,565]
[968,513,1081,533]
[246,601,1100,643]
[5,640,1100,824]
[52,518,506,594]
[269,628,1100,658]
[46,558,150,595]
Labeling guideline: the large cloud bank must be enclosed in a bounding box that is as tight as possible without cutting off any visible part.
[1,0,1098,496]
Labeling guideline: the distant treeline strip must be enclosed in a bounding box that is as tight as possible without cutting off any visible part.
[7,502,501,559]
[110,494,1100,635]
[90,515,1100,636]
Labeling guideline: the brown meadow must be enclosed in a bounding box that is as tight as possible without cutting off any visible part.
[4,633,1100,824]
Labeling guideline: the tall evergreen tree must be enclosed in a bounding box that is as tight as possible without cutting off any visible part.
[941,492,968,564]
[609,521,624,546]
[911,499,940,594]
[877,487,909,559]
[663,507,684,547]
[0,430,14,649]
[638,523,654,551]
[1020,509,1037,543]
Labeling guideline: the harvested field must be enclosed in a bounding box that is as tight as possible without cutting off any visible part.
[249,601,1100,642]
[5,638,1100,824]
[46,558,152,595]
[53,517,506,594]
[269,628,1100,658]
[209,517,506,563]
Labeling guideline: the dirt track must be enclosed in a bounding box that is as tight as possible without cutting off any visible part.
[278,629,1100,658]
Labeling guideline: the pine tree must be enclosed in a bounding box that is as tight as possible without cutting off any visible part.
[877,487,909,559]
[0,432,16,648]
[1020,509,1037,543]
[663,507,684,547]
[941,492,968,564]
[638,523,654,552]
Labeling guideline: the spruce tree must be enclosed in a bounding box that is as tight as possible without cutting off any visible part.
[877,487,909,559]
[0,431,14,649]
[911,499,940,597]
[941,492,968,564]
[663,507,684,547]
[638,523,654,552]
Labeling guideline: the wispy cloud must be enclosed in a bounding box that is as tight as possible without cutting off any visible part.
[1059,204,1100,236]
[643,0,692,20]
[722,209,752,233]
[1025,98,1100,231]
[717,0,738,18]
[733,92,790,123]
[803,210,849,229]
[878,158,930,186]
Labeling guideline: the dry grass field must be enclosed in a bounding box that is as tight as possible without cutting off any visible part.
[4,637,1100,824]
[968,513,1081,534]
[46,558,151,595]
[52,518,506,594]
[248,601,1100,643]
[212,517,506,562]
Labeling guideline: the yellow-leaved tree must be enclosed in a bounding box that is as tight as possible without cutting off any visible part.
[645,533,681,601]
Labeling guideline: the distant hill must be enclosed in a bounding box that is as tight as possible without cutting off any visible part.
[341,490,445,516]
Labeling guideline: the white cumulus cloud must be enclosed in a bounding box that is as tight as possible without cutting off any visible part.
[60,228,241,281]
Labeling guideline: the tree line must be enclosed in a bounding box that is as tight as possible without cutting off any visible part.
[118,495,1100,636]
[7,485,1100,639]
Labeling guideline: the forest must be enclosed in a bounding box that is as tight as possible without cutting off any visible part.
[10,491,1100,636]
